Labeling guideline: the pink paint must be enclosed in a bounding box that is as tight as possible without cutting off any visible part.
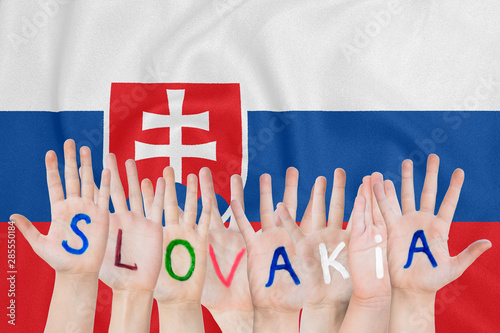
[209,244,246,288]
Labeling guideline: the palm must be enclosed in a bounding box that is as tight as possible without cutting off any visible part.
[100,212,163,291]
[374,155,492,295]
[386,212,455,292]
[292,230,351,306]
[202,228,252,311]
[349,224,389,299]
[42,197,109,274]
[246,229,302,311]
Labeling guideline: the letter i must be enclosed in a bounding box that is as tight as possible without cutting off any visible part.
[375,235,383,279]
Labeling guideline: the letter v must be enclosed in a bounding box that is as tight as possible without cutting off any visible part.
[209,244,246,288]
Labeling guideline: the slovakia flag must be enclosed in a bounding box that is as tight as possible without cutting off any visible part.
[1,1,500,333]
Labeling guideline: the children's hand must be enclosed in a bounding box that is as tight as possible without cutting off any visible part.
[348,173,391,302]
[374,155,492,293]
[153,167,212,305]
[199,169,253,332]
[277,169,352,309]
[99,155,165,292]
[12,139,110,275]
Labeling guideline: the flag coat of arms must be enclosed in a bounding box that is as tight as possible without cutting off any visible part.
[1,1,500,332]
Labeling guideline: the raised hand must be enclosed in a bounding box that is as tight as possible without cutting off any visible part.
[339,173,392,333]
[98,155,165,333]
[199,169,253,333]
[277,169,352,332]
[373,154,492,332]
[99,155,164,291]
[347,173,391,302]
[12,139,110,275]
[10,139,110,332]
[231,168,302,332]
[154,167,211,333]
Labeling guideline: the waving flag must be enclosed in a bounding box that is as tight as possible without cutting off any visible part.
[1,1,500,332]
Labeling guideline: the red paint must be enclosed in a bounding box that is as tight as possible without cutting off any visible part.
[209,244,246,288]
[114,229,138,270]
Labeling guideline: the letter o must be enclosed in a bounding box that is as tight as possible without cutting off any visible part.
[165,239,196,281]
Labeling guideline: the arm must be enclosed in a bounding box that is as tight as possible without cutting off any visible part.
[374,155,492,333]
[154,167,212,333]
[99,156,165,333]
[277,169,351,332]
[11,139,110,333]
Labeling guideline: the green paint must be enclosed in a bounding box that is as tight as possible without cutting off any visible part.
[165,239,196,281]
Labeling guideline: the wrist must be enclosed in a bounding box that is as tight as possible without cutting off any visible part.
[389,288,436,333]
[109,290,154,333]
[211,310,254,333]
[301,304,347,332]
[349,294,392,310]
[253,308,300,333]
[157,301,204,333]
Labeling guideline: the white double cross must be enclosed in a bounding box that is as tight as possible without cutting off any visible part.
[135,89,217,182]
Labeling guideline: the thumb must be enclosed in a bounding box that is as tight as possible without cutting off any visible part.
[10,214,43,252]
[452,239,492,279]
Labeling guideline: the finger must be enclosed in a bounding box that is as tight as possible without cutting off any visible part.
[126,159,144,215]
[282,167,299,222]
[346,183,363,233]
[64,139,80,198]
[79,146,95,201]
[277,203,304,244]
[452,239,492,279]
[259,174,275,231]
[229,174,244,230]
[230,200,254,244]
[10,214,43,253]
[199,167,224,229]
[151,178,166,225]
[80,164,100,205]
[384,180,402,216]
[370,172,385,228]
[106,154,128,213]
[163,167,179,225]
[184,174,199,229]
[362,176,374,226]
[45,150,64,206]
[420,154,440,214]
[328,168,346,229]
[141,178,154,219]
[300,184,315,233]
[401,159,416,214]
[349,196,366,239]
[97,168,111,211]
[373,183,397,228]
[312,176,327,231]
[93,182,99,205]
[437,169,465,223]
[198,196,212,236]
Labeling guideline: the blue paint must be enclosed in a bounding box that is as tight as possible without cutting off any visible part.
[61,214,91,255]
[404,230,437,268]
[265,246,300,287]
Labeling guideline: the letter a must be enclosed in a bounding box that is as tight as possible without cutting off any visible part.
[319,242,350,284]
[404,230,438,268]
[265,246,300,287]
